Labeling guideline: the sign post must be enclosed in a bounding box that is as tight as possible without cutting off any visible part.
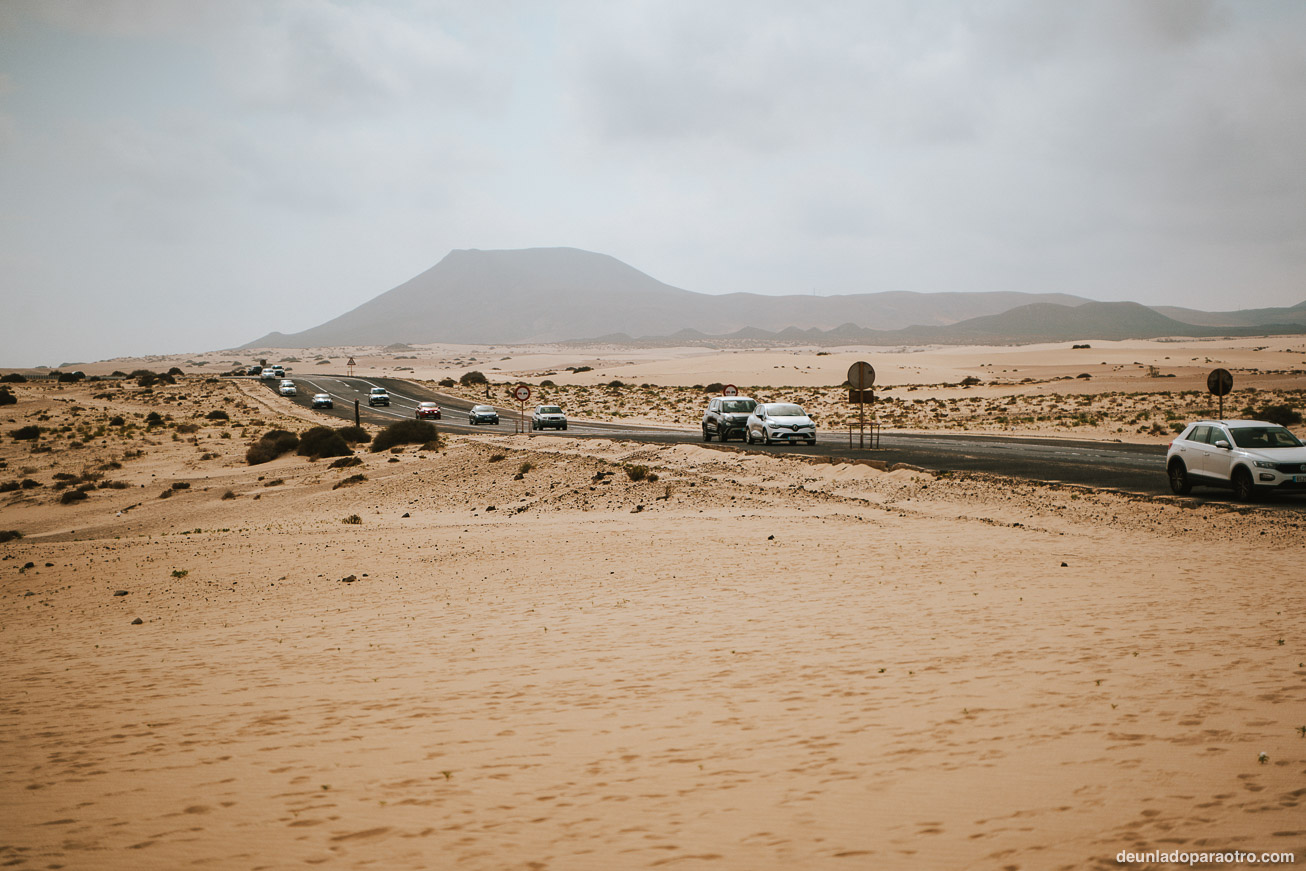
[347,357,356,377]
[847,361,876,449]
[1207,367,1233,420]
[513,384,532,434]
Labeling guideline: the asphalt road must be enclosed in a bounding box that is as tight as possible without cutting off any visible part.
[261,375,1305,506]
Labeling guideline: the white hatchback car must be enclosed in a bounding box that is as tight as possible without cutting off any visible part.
[278,379,297,397]
[1166,419,1306,500]
[746,402,816,445]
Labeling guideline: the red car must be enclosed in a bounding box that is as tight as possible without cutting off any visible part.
[416,402,442,420]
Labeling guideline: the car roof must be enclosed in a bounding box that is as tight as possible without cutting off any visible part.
[1191,419,1284,428]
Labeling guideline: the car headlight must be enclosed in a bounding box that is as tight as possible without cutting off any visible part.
[1254,460,1276,469]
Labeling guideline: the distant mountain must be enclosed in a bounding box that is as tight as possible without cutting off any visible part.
[243,247,1090,348]
[1151,300,1306,328]
[243,247,1306,349]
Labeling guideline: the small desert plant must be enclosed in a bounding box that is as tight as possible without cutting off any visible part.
[342,514,362,524]
[371,420,437,453]
[0,373,27,383]
[60,489,88,504]
[460,370,488,386]
[488,452,505,463]
[171,569,188,579]
[221,489,237,499]
[329,455,363,469]
[246,429,299,465]
[333,474,367,489]
[0,389,15,406]
[624,464,654,482]
[297,426,352,459]
[262,478,284,487]
[1248,403,1302,427]
[108,415,125,426]
[438,377,456,387]
[0,530,22,543]
[205,409,229,421]
[335,425,371,444]
[145,411,163,425]
[9,426,40,441]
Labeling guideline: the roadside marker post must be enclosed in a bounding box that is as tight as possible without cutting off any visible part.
[1207,367,1233,419]
[347,357,356,377]
[514,384,532,434]
[847,361,878,449]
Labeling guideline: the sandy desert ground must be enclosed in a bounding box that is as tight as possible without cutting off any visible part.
[2,357,1304,870]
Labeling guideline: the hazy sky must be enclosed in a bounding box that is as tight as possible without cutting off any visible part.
[2,1,1305,366]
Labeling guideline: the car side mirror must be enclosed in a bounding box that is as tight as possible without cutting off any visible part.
[1214,440,1230,449]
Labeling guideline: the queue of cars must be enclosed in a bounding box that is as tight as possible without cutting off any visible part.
[702,395,817,445]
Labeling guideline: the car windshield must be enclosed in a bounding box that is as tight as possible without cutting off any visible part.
[766,404,806,417]
[473,406,492,412]
[1230,426,1303,449]
[539,406,562,414]
[420,403,437,408]
[721,399,756,413]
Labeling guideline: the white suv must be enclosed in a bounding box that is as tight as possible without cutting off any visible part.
[1166,419,1306,500]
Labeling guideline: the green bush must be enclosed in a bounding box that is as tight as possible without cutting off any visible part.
[371,420,437,453]
[298,426,352,459]
[246,429,299,465]
[335,425,371,444]
[1249,404,1302,427]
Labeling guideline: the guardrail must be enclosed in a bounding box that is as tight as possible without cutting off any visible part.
[848,422,882,449]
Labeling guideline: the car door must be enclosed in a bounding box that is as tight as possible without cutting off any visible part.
[1203,424,1235,481]
[1178,425,1215,478]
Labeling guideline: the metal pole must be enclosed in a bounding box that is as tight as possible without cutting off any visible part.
[354,400,360,426]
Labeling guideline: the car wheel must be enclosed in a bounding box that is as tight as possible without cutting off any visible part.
[702,427,713,442]
[763,431,773,445]
[806,438,816,446]
[562,423,567,430]
[1232,467,1257,502]
[1167,460,1192,495]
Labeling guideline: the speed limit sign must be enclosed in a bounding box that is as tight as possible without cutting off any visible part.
[513,385,531,402]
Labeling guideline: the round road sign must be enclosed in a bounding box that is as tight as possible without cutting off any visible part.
[513,385,532,402]
[1206,368,1233,397]
[847,361,875,390]
[722,384,738,396]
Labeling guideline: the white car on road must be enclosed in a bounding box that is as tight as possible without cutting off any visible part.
[746,402,816,445]
[278,379,297,396]
[1166,419,1306,500]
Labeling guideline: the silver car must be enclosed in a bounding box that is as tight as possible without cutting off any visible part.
[468,404,499,425]
[531,405,568,431]
[746,402,816,445]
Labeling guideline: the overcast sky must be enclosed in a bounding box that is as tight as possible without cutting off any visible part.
[2,1,1304,366]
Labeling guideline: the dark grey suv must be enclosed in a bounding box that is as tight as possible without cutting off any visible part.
[702,396,758,442]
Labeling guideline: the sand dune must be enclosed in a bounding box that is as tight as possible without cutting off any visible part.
[2,373,1304,869]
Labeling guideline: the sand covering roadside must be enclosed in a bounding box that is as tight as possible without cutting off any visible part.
[2,380,1304,870]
